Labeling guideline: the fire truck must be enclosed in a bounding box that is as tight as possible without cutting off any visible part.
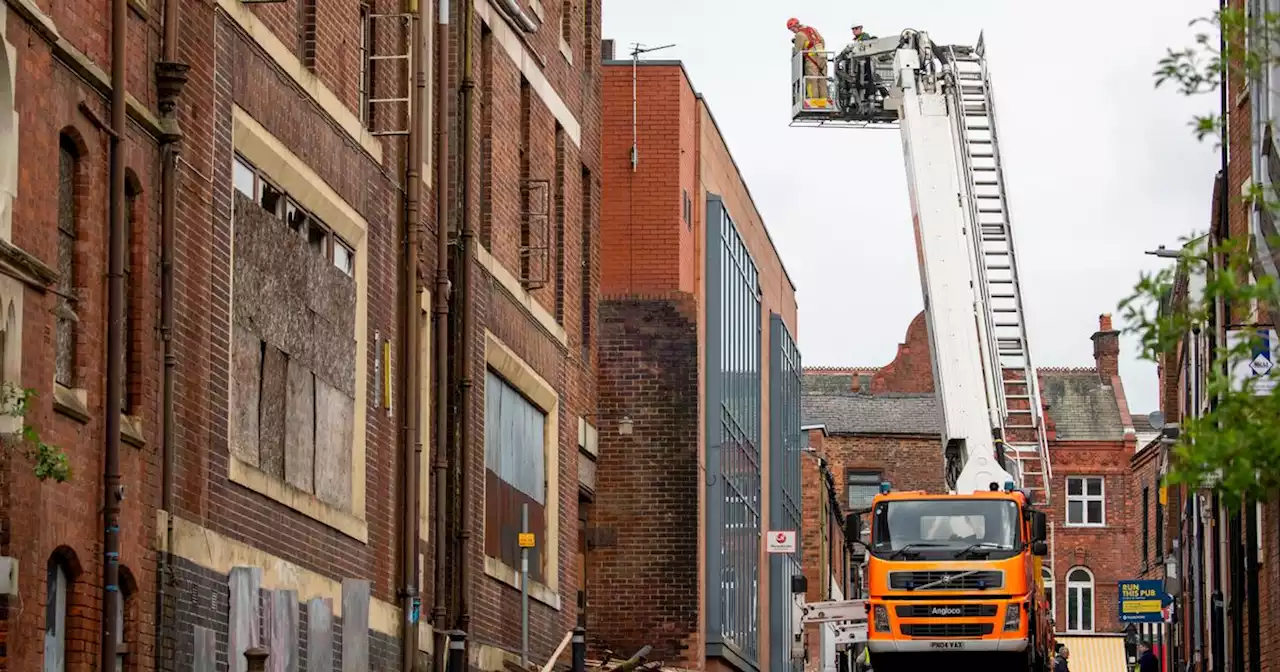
[790,29,1056,672]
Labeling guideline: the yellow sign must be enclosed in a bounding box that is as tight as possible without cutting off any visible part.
[518,533,536,548]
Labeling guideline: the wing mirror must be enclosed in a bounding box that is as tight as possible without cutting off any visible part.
[1030,510,1047,543]
[1031,541,1049,556]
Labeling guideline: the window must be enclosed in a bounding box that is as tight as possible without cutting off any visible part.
[1155,486,1164,563]
[1042,566,1055,623]
[122,179,139,412]
[1066,567,1094,632]
[484,368,548,583]
[233,154,354,277]
[579,166,592,358]
[358,3,372,126]
[55,135,79,388]
[847,470,881,511]
[1066,476,1105,526]
[1142,486,1150,568]
[44,559,69,671]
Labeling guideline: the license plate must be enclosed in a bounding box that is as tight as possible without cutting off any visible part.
[929,642,966,650]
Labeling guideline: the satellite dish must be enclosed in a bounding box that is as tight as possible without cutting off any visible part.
[1147,410,1165,429]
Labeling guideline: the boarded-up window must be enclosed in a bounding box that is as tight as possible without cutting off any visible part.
[485,368,547,583]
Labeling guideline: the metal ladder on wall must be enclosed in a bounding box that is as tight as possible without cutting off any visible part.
[944,35,1052,505]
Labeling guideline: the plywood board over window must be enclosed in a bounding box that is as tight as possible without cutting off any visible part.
[227,106,370,543]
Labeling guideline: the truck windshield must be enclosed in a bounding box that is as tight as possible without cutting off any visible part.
[871,499,1021,559]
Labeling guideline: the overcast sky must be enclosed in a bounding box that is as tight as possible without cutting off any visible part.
[602,0,1221,414]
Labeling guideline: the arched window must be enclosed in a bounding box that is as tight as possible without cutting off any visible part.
[1066,567,1094,633]
[55,133,80,388]
[1042,566,1055,623]
[44,557,70,671]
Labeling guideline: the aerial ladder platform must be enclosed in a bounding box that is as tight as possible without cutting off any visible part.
[789,29,1052,504]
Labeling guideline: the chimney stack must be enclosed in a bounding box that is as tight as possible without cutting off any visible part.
[1092,313,1120,381]
[602,39,615,61]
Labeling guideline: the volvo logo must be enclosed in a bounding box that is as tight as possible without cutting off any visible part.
[929,606,963,617]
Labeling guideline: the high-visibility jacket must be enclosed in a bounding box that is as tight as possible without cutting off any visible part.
[794,26,826,68]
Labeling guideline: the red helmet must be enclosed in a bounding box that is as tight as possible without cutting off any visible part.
[787,17,801,30]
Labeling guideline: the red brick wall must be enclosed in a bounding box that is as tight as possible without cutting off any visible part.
[5,0,604,669]
[460,0,603,658]
[1045,442,1134,634]
[819,434,947,507]
[588,298,701,667]
[4,3,162,669]
[868,311,934,394]
[599,64,694,296]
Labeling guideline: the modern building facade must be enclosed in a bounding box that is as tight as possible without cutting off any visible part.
[591,54,802,672]
[0,0,602,669]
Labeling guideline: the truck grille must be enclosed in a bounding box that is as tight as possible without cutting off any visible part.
[888,570,1004,591]
[896,604,999,618]
[901,623,994,638]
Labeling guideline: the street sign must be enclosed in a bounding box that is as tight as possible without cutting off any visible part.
[1228,327,1278,396]
[767,530,797,554]
[1119,579,1169,623]
[518,533,535,548]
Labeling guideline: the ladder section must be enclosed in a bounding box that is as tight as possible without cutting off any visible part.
[944,44,1052,505]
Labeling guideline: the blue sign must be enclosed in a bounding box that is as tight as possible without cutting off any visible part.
[1118,579,1168,624]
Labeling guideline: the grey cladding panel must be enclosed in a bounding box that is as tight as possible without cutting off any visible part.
[307,598,335,672]
[341,579,371,672]
[268,589,300,672]
[228,566,263,672]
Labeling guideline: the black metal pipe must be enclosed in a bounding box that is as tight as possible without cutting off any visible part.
[572,626,587,672]
[447,630,467,671]
[1245,498,1260,672]
[101,0,127,663]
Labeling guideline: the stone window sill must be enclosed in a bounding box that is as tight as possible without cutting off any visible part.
[121,414,145,448]
[53,384,90,424]
[484,555,561,611]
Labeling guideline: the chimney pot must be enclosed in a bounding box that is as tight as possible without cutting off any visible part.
[1099,313,1114,332]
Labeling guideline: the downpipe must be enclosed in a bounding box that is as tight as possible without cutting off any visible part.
[155,0,188,664]
[101,0,127,663]
[400,0,427,669]
[431,0,453,669]
[454,0,476,648]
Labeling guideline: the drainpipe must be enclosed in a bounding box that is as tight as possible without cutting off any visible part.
[154,0,188,663]
[455,0,476,649]
[401,0,427,668]
[101,0,127,664]
[432,0,453,669]
[494,0,540,32]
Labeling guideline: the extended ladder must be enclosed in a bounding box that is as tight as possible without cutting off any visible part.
[943,37,1052,505]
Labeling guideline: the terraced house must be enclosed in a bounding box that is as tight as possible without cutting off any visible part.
[0,0,601,668]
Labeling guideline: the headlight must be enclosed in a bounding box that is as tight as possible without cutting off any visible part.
[1003,603,1023,631]
[874,604,890,632]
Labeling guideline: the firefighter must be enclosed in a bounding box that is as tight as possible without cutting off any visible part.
[788,17,830,104]
[852,24,877,41]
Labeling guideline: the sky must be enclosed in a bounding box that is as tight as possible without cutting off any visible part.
[601,0,1222,414]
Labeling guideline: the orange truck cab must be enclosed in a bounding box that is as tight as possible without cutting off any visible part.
[851,480,1053,672]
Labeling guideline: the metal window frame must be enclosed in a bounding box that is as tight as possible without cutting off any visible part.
[768,314,802,672]
[705,194,763,670]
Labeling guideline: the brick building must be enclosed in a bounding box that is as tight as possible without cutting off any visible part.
[0,0,601,669]
[590,56,802,672]
[796,434,856,672]
[801,312,1148,644]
